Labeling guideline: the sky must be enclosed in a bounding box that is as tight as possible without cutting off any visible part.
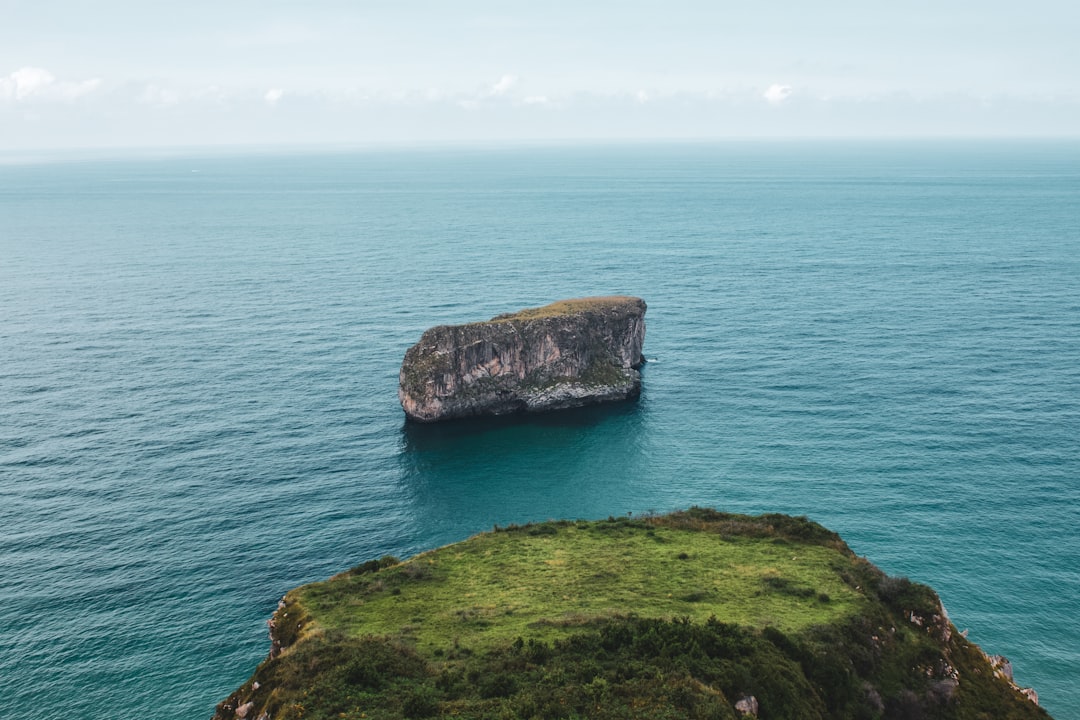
[2,0,1079,150]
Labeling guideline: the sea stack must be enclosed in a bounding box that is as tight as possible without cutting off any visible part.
[398,296,646,422]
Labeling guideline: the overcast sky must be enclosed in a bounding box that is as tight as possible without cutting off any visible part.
[2,0,1078,150]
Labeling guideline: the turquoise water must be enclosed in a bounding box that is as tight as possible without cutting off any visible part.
[1,141,1078,719]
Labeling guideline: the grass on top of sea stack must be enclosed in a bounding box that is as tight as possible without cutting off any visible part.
[297,510,865,655]
[488,296,641,322]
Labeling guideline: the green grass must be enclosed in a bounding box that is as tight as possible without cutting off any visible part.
[215,510,1051,720]
[302,517,864,655]
[488,296,641,322]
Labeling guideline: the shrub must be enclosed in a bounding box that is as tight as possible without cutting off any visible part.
[401,685,440,718]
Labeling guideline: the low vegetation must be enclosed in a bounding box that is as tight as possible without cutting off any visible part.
[215,509,1049,720]
[488,296,640,323]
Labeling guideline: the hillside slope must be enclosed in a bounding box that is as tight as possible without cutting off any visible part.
[214,509,1048,720]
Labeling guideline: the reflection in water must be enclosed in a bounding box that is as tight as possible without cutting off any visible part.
[396,400,655,545]
[400,399,643,451]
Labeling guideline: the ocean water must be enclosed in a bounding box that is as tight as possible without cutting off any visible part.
[1,141,1078,719]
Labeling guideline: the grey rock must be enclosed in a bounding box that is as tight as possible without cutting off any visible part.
[928,678,959,704]
[862,683,884,713]
[988,654,1014,682]
[399,296,646,422]
[734,695,759,716]
[983,652,1040,706]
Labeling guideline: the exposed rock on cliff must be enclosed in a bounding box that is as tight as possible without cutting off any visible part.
[398,296,646,422]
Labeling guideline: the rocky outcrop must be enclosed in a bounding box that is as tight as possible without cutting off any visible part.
[734,695,759,716]
[398,296,646,422]
[988,653,1041,707]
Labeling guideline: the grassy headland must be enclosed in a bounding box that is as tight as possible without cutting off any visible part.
[215,509,1049,720]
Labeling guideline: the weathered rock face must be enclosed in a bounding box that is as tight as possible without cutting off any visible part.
[399,296,646,422]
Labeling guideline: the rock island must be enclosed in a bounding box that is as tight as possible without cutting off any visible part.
[398,296,647,422]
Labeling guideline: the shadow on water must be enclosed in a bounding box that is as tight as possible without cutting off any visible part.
[395,398,655,541]
[400,399,642,452]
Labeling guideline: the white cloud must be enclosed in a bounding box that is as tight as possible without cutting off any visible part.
[265,88,284,105]
[489,74,518,96]
[0,67,101,102]
[196,85,228,101]
[140,83,180,107]
[522,95,549,105]
[11,67,55,99]
[636,90,649,104]
[763,83,793,105]
[66,78,102,99]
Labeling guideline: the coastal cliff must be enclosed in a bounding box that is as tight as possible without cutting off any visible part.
[398,296,646,422]
[214,509,1049,720]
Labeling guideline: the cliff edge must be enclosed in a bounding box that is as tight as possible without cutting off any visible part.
[214,509,1050,720]
[398,296,646,422]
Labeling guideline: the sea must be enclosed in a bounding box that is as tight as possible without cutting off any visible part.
[1,140,1078,719]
